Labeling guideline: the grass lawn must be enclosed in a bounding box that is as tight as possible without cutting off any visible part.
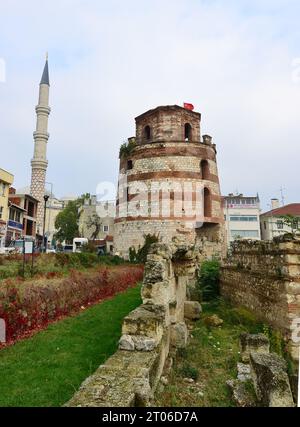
[155,299,264,407]
[0,285,142,407]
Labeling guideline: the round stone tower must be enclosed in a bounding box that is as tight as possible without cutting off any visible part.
[114,105,225,258]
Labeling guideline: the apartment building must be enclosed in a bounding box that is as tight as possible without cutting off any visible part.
[223,193,261,245]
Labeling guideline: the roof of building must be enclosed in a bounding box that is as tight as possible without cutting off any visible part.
[40,59,50,86]
[9,193,39,203]
[261,203,300,217]
[135,105,200,121]
[223,194,260,200]
[8,202,26,212]
[0,168,14,184]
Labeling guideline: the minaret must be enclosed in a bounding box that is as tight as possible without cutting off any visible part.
[30,55,51,234]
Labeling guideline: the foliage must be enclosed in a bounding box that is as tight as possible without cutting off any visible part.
[262,324,285,358]
[80,241,98,254]
[198,259,221,301]
[0,285,142,407]
[280,215,300,234]
[119,138,137,159]
[54,194,89,243]
[129,234,159,264]
[0,265,144,343]
[179,364,199,381]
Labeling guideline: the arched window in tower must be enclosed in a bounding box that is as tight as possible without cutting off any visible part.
[143,125,151,141]
[204,187,212,218]
[127,160,133,170]
[200,160,210,180]
[184,123,192,142]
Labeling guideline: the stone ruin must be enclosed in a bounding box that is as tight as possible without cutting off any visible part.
[227,333,296,407]
[221,234,300,361]
[66,240,201,407]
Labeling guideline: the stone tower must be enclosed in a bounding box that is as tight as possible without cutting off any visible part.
[30,56,50,233]
[114,105,225,258]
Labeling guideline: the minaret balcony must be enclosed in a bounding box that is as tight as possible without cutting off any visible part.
[33,131,50,141]
[35,105,51,115]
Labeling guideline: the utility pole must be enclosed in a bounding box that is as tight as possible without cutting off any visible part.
[279,187,286,206]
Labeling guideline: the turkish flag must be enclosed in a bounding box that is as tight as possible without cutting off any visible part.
[184,103,195,111]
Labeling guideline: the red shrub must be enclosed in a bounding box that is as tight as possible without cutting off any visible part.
[0,265,143,344]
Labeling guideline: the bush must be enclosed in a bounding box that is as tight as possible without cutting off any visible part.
[198,259,221,301]
[129,234,159,264]
[0,265,144,342]
[81,241,97,254]
[226,307,262,332]
[179,364,199,381]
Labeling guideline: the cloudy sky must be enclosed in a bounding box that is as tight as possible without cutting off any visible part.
[0,0,299,210]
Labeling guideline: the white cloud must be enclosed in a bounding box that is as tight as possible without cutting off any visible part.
[0,0,299,209]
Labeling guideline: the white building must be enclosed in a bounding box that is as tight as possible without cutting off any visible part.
[260,200,300,240]
[223,193,261,245]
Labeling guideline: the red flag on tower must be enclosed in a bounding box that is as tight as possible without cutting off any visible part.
[183,103,195,111]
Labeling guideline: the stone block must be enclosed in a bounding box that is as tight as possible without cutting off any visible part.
[170,322,188,348]
[122,304,166,341]
[250,352,294,407]
[184,301,202,321]
[237,363,251,382]
[226,379,256,407]
[240,333,270,363]
[204,314,223,327]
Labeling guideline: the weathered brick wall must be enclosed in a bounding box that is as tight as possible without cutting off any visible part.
[66,242,201,407]
[115,106,225,259]
[220,234,300,360]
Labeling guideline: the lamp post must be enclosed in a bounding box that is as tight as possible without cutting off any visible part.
[42,194,49,253]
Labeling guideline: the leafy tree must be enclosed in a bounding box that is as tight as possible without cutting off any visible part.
[280,215,300,234]
[55,197,86,244]
[129,234,159,264]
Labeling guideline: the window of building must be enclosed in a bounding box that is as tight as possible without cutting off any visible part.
[127,160,133,170]
[200,160,210,180]
[103,225,109,233]
[231,230,259,239]
[277,220,284,230]
[9,209,15,221]
[184,123,192,142]
[15,211,21,223]
[0,206,3,219]
[143,126,151,141]
[264,222,267,230]
[0,183,5,196]
[230,215,258,222]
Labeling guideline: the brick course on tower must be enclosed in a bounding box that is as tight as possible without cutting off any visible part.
[114,105,225,258]
[30,58,50,234]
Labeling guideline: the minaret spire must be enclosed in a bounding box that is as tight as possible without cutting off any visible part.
[30,56,51,235]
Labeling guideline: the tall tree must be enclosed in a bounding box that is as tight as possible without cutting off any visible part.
[55,197,85,243]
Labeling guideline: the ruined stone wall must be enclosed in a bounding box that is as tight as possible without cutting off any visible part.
[220,235,300,360]
[66,242,201,407]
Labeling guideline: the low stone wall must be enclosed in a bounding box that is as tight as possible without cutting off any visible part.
[66,241,200,407]
[220,234,300,361]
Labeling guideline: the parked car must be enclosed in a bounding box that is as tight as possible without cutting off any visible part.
[73,238,88,253]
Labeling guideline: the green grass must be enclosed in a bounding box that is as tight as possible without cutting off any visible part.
[155,299,264,407]
[0,285,142,407]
